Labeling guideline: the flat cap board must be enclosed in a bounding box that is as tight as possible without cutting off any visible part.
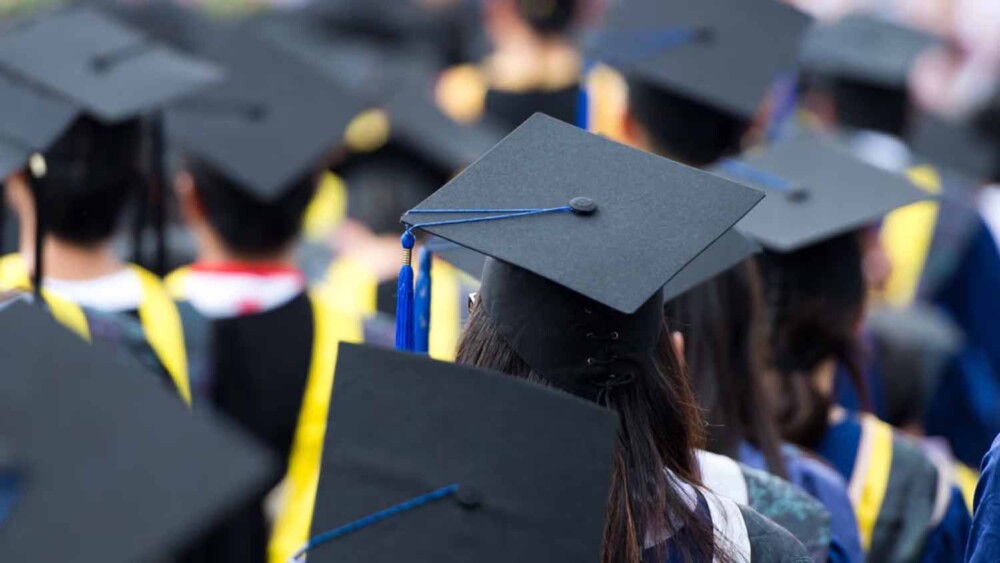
[0,302,275,562]
[0,6,222,122]
[165,26,366,201]
[662,228,760,302]
[428,237,488,280]
[309,343,619,563]
[401,113,764,314]
[910,113,999,182]
[716,135,930,252]
[799,15,938,87]
[593,0,811,119]
[0,71,78,155]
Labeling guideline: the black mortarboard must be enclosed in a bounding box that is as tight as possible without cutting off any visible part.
[799,15,938,88]
[303,343,619,563]
[0,302,274,561]
[910,112,1000,183]
[592,0,811,119]
[400,113,764,315]
[426,236,488,280]
[712,135,929,252]
[0,5,222,123]
[165,26,367,201]
[0,72,77,178]
[662,229,761,302]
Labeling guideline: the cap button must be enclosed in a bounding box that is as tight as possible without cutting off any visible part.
[454,486,483,510]
[785,185,810,203]
[570,197,598,215]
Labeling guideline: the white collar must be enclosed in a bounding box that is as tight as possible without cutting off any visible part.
[179,264,306,319]
[44,268,142,313]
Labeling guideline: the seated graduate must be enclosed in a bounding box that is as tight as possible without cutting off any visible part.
[159,28,367,563]
[800,16,1000,467]
[436,0,589,129]
[402,113,810,561]
[713,136,971,563]
[664,258,863,563]
[0,6,224,403]
[968,433,1000,562]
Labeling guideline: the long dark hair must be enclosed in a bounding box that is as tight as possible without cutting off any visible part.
[664,260,787,478]
[457,305,725,563]
[756,231,867,448]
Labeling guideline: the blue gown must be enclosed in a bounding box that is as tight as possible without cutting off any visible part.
[968,434,1000,562]
[740,442,864,563]
[816,413,971,563]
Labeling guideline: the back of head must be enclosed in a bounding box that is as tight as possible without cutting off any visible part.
[341,145,444,236]
[457,259,717,563]
[515,0,580,36]
[829,77,911,137]
[756,232,866,447]
[626,77,750,168]
[186,157,317,257]
[32,115,142,246]
[664,261,786,477]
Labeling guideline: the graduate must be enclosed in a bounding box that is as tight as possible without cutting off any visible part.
[800,16,1000,468]
[436,0,589,129]
[402,113,811,561]
[315,71,503,359]
[158,27,366,563]
[714,136,972,563]
[0,301,275,561]
[0,5,223,402]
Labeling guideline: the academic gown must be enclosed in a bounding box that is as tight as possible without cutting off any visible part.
[968,433,1000,562]
[815,412,971,563]
[643,486,812,563]
[740,442,864,563]
[174,291,362,563]
[698,450,832,561]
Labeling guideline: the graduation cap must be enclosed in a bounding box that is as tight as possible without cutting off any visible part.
[909,111,1000,183]
[395,113,763,351]
[0,302,274,561]
[0,71,77,178]
[799,15,939,89]
[589,0,811,120]
[0,5,222,123]
[165,26,367,202]
[712,134,930,252]
[300,342,619,563]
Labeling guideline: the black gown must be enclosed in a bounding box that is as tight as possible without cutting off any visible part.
[484,84,579,131]
[176,293,315,563]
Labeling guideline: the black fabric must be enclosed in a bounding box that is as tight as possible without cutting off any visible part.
[484,86,579,131]
[481,258,663,402]
[309,343,619,563]
[178,292,315,563]
[0,302,273,562]
[376,278,397,317]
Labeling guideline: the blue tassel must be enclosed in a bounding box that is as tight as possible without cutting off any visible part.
[576,60,593,131]
[413,247,433,354]
[395,231,416,352]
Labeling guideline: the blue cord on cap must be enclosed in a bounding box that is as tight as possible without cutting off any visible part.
[288,483,461,562]
[717,158,794,192]
[395,204,592,352]
[413,246,433,354]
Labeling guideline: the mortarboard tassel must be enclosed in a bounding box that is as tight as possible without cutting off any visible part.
[413,247,433,354]
[766,70,800,142]
[395,231,416,351]
[576,61,594,131]
[28,153,47,301]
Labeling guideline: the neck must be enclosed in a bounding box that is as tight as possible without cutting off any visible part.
[35,237,124,280]
[488,37,580,92]
[196,244,297,269]
[811,358,838,401]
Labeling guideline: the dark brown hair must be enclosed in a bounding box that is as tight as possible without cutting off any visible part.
[756,231,867,448]
[457,305,726,563]
[664,260,787,478]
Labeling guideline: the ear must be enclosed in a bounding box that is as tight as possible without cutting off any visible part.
[671,331,686,364]
[621,109,650,150]
[3,172,35,218]
[174,171,205,226]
